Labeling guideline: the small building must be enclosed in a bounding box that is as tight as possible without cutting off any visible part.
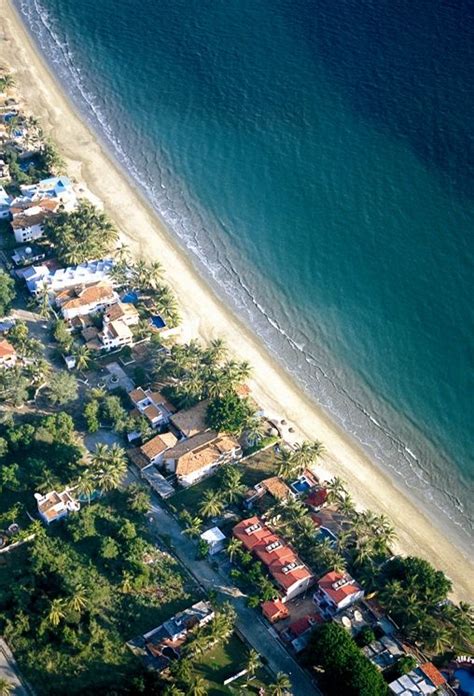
[128,387,176,428]
[314,570,364,616]
[200,526,226,555]
[141,468,175,499]
[283,613,323,653]
[164,431,242,487]
[261,598,289,624]
[35,489,80,524]
[170,399,210,439]
[20,175,75,204]
[56,281,118,321]
[388,663,447,695]
[0,339,17,368]
[103,301,139,327]
[11,244,47,267]
[0,185,12,219]
[137,432,179,468]
[10,198,58,243]
[127,601,214,672]
[233,516,314,602]
[244,476,294,509]
[304,487,328,511]
[363,635,405,671]
[98,317,133,351]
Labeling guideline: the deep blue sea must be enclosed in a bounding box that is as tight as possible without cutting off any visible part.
[18,0,474,551]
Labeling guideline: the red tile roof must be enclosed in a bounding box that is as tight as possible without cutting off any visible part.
[318,570,362,605]
[0,339,16,358]
[233,517,313,593]
[261,599,289,623]
[288,613,322,637]
[419,662,446,688]
[305,488,328,508]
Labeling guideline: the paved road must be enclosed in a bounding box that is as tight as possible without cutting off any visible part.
[146,496,320,696]
[0,639,31,696]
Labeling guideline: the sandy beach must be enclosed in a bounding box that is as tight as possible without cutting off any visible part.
[1,0,472,601]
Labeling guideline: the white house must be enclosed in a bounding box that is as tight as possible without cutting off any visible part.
[103,301,139,327]
[0,185,11,220]
[26,258,114,295]
[55,281,118,321]
[200,527,226,555]
[35,489,80,525]
[20,176,76,209]
[137,432,178,467]
[128,387,176,428]
[314,570,364,616]
[98,318,134,351]
[164,431,242,487]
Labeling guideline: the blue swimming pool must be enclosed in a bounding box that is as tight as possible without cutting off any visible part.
[455,669,474,695]
[121,291,138,303]
[150,315,166,329]
[291,478,312,494]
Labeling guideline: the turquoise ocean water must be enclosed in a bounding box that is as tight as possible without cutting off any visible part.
[17,0,474,553]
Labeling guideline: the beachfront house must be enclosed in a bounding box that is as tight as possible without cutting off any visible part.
[128,387,177,429]
[55,281,118,321]
[243,475,294,509]
[233,516,314,602]
[20,175,77,209]
[388,663,448,695]
[25,258,114,295]
[313,570,364,616]
[163,431,242,487]
[170,400,210,439]
[0,339,17,368]
[9,198,58,243]
[34,489,80,525]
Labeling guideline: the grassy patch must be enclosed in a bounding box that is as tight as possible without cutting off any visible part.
[193,633,270,696]
[240,447,279,486]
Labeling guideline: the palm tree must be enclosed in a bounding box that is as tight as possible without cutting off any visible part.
[244,417,267,446]
[199,490,224,518]
[47,598,66,627]
[74,344,92,371]
[188,677,208,696]
[291,440,325,475]
[149,260,164,288]
[205,338,228,364]
[120,571,134,594]
[220,465,245,503]
[0,678,12,696]
[89,385,106,400]
[277,448,295,479]
[0,73,15,91]
[163,685,185,696]
[68,586,88,614]
[96,458,127,493]
[108,262,130,287]
[90,443,109,470]
[338,493,356,519]
[326,476,348,504]
[268,672,292,696]
[114,242,130,265]
[76,471,96,503]
[226,537,243,563]
[182,515,203,539]
[36,285,51,318]
[246,649,261,683]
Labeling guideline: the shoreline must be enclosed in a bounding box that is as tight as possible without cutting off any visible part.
[2,0,472,601]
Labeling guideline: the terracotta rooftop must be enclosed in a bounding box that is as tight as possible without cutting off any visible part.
[56,281,115,310]
[261,598,289,622]
[129,387,147,403]
[318,570,362,605]
[261,476,293,501]
[170,400,209,438]
[233,516,313,592]
[170,434,240,477]
[419,662,446,688]
[288,614,322,637]
[104,301,138,322]
[11,210,49,229]
[0,339,16,358]
[140,432,178,460]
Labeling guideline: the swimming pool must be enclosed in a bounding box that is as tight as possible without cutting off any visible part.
[455,669,474,695]
[121,291,138,303]
[291,477,312,494]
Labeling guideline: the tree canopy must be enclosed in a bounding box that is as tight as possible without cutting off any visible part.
[206,391,254,435]
[44,200,118,265]
[0,270,16,316]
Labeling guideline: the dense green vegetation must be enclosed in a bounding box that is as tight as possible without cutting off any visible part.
[155,338,252,410]
[0,269,16,316]
[206,391,254,435]
[44,200,118,265]
[305,623,388,696]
